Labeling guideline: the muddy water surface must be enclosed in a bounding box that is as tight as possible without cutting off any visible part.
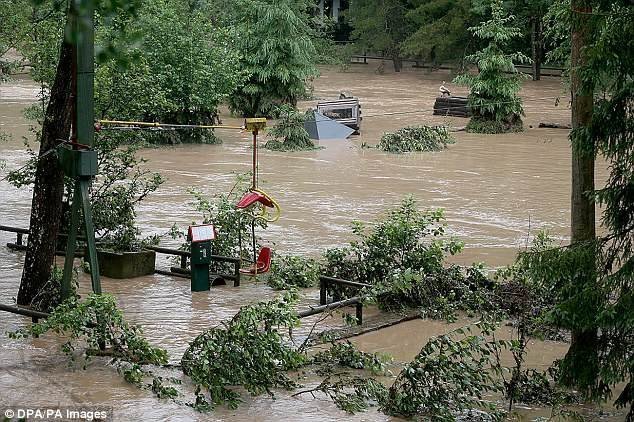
[0,66,620,420]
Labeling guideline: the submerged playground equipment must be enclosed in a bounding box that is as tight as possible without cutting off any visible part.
[316,94,362,134]
[0,1,366,331]
[235,117,278,278]
[98,117,280,290]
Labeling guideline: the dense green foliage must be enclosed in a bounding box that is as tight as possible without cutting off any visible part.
[267,254,321,290]
[382,321,506,420]
[312,340,391,375]
[95,0,244,144]
[181,292,306,409]
[403,0,476,65]
[370,264,495,320]
[454,0,529,133]
[377,125,454,153]
[7,132,163,252]
[89,135,163,251]
[347,0,412,71]
[229,0,317,117]
[9,293,168,366]
[322,196,463,289]
[264,105,316,151]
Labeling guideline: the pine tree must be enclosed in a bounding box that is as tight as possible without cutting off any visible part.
[454,0,530,134]
[230,0,317,117]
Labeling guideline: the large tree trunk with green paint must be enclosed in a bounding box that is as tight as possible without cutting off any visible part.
[562,0,598,390]
[17,40,73,305]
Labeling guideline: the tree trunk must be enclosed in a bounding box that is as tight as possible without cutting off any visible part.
[531,15,543,81]
[392,55,402,73]
[17,40,73,305]
[563,0,598,390]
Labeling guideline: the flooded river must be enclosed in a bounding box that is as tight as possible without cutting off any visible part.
[0,65,621,420]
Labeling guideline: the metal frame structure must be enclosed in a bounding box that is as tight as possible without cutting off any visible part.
[59,0,101,299]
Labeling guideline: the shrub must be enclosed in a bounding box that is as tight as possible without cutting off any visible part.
[382,320,506,420]
[7,130,164,253]
[267,254,321,290]
[181,292,306,409]
[322,196,464,289]
[370,264,496,320]
[9,294,168,366]
[264,105,316,151]
[377,125,455,153]
[466,116,523,134]
[172,174,267,273]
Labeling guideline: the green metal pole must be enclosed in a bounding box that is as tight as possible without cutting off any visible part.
[80,179,101,294]
[76,0,95,148]
[61,182,82,299]
[61,0,100,299]
[77,0,100,292]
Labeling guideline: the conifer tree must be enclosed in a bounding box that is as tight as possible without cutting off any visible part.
[230,0,317,117]
[454,0,530,134]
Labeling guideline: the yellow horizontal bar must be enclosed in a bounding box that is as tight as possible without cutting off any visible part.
[97,119,245,130]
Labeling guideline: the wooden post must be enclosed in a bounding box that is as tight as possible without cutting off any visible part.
[355,302,363,325]
[531,15,543,81]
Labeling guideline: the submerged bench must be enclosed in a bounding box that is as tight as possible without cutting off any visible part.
[148,245,241,287]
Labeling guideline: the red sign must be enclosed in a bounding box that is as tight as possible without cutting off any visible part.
[188,224,216,243]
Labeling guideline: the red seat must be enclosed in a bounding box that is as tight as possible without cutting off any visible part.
[237,191,274,209]
[240,247,272,275]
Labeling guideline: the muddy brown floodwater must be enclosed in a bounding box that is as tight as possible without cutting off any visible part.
[0,64,622,421]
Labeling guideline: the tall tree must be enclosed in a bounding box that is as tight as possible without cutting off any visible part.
[515,0,551,80]
[453,0,530,133]
[94,0,245,143]
[9,0,140,305]
[17,36,73,305]
[538,2,632,413]
[229,0,317,117]
[348,0,412,72]
[403,0,475,66]
[561,0,598,390]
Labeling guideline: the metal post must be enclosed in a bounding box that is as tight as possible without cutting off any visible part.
[76,0,95,149]
[251,219,257,276]
[61,0,100,299]
[80,179,101,294]
[234,261,240,287]
[319,278,327,305]
[61,182,82,299]
[252,130,257,189]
